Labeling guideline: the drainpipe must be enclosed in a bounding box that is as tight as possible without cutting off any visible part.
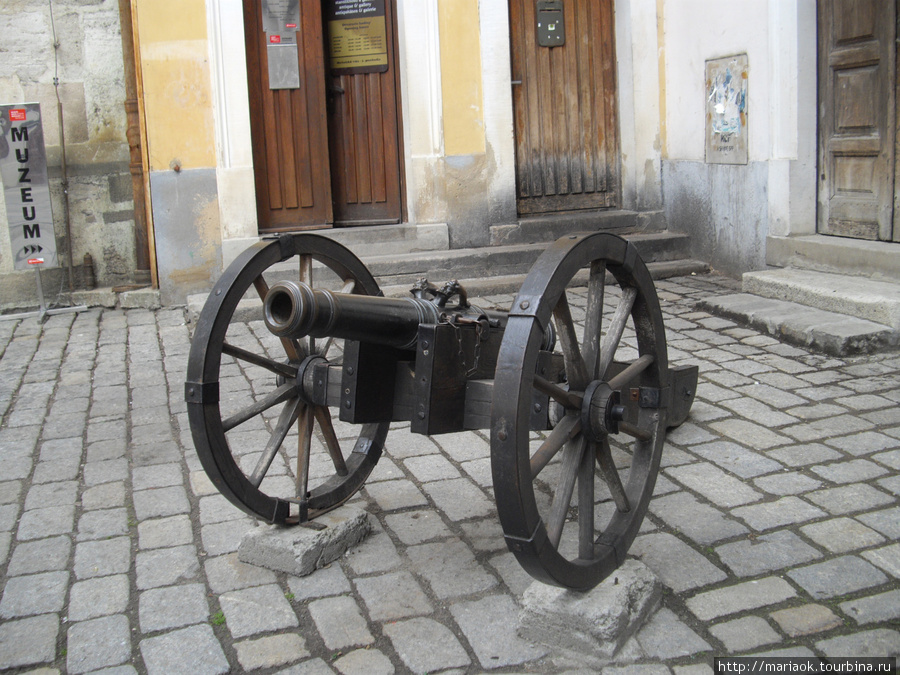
[118,0,152,287]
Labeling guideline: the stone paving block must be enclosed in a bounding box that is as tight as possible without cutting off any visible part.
[406,538,497,599]
[220,583,300,639]
[787,556,888,599]
[769,603,842,637]
[239,507,371,576]
[0,613,59,670]
[815,628,900,659]
[715,530,821,577]
[138,514,194,549]
[649,491,748,545]
[355,570,433,621]
[345,530,402,575]
[686,577,797,621]
[66,614,131,674]
[307,595,373,650]
[206,551,278,594]
[489,549,538,597]
[202,517,254,556]
[752,471,825,496]
[709,615,780,652]
[383,509,452,545]
[800,517,885,553]
[403,453,461,482]
[198,492,250,525]
[133,485,191,520]
[861,542,900,578]
[665,462,762,508]
[766,443,843,468]
[731,496,827,531]
[434,429,490,461]
[0,570,69,618]
[23,480,77,510]
[16,504,75,540]
[332,648,394,675]
[451,595,547,669]
[709,419,789,451]
[362,479,429,512]
[67,574,130,621]
[805,483,894,515]
[82,458,129,486]
[6,534,71,575]
[0,480,22,505]
[420,477,494,521]
[139,624,230,675]
[235,633,309,671]
[856,506,900,538]
[635,607,712,660]
[132,462,183,490]
[811,458,888,483]
[784,416,875,443]
[383,617,471,673]
[825,430,897,456]
[630,533,726,592]
[690,440,784,478]
[139,582,210,632]
[135,544,200,589]
[77,507,128,541]
[519,559,661,660]
[73,536,131,579]
[839,589,900,626]
[81,481,126,509]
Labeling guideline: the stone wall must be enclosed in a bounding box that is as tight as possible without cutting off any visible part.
[0,0,134,309]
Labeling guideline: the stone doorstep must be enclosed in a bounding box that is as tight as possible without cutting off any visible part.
[698,293,898,357]
[517,558,662,662]
[237,506,372,577]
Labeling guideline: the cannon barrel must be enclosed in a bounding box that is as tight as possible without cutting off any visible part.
[263,280,443,350]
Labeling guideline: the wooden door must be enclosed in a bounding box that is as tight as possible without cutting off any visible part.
[243,0,403,233]
[509,0,619,216]
[818,0,897,241]
[326,0,402,226]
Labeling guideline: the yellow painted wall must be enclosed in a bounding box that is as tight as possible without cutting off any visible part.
[438,0,485,156]
[134,0,216,171]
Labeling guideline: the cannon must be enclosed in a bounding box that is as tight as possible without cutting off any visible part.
[185,231,698,590]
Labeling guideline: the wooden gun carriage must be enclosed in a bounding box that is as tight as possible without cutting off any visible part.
[185,231,698,590]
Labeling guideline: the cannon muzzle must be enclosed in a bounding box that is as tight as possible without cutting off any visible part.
[263,280,442,350]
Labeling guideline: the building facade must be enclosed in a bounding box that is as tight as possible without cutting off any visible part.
[0,1,896,308]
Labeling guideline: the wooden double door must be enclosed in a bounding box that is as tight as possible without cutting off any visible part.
[818,0,899,242]
[243,0,403,233]
[509,0,619,215]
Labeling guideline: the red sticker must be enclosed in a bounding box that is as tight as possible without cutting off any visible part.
[285,23,297,28]
[269,34,281,44]
[9,109,26,122]
[27,258,44,266]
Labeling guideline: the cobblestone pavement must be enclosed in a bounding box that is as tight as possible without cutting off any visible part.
[0,271,898,674]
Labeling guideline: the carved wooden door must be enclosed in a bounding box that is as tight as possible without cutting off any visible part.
[509,0,619,216]
[818,0,897,241]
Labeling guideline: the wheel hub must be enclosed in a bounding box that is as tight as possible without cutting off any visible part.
[581,380,626,441]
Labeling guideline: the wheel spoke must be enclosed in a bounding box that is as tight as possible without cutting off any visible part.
[222,382,296,432]
[534,374,583,410]
[578,436,595,559]
[313,406,348,476]
[598,286,637,380]
[582,261,606,379]
[607,353,655,390]
[546,438,586,548]
[618,420,652,442]
[222,342,298,378]
[595,437,630,512]
[296,404,314,507]
[299,255,315,356]
[254,276,303,361]
[531,414,582,479]
[249,397,301,487]
[552,291,589,390]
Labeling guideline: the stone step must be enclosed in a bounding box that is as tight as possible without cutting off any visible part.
[489,209,666,246]
[698,293,898,356]
[742,268,900,330]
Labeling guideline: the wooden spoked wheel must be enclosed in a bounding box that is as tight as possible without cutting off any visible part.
[491,233,669,590]
[186,234,387,524]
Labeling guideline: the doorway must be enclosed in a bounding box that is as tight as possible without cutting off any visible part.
[817,0,898,242]
[508,0,619,216]
[242,0,403,233]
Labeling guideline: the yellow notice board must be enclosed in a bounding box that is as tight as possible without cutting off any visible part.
[326,0,388,74]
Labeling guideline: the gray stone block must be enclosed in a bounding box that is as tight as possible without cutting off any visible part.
[517,559,662,660]
[238,506,372,576]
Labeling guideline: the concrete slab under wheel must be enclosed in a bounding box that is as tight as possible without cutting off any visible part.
[699,293,898,356]
[517,558,662,663]
[237,506,372,576]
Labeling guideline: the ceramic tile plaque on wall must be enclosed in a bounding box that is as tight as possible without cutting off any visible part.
[705,54,748,164]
